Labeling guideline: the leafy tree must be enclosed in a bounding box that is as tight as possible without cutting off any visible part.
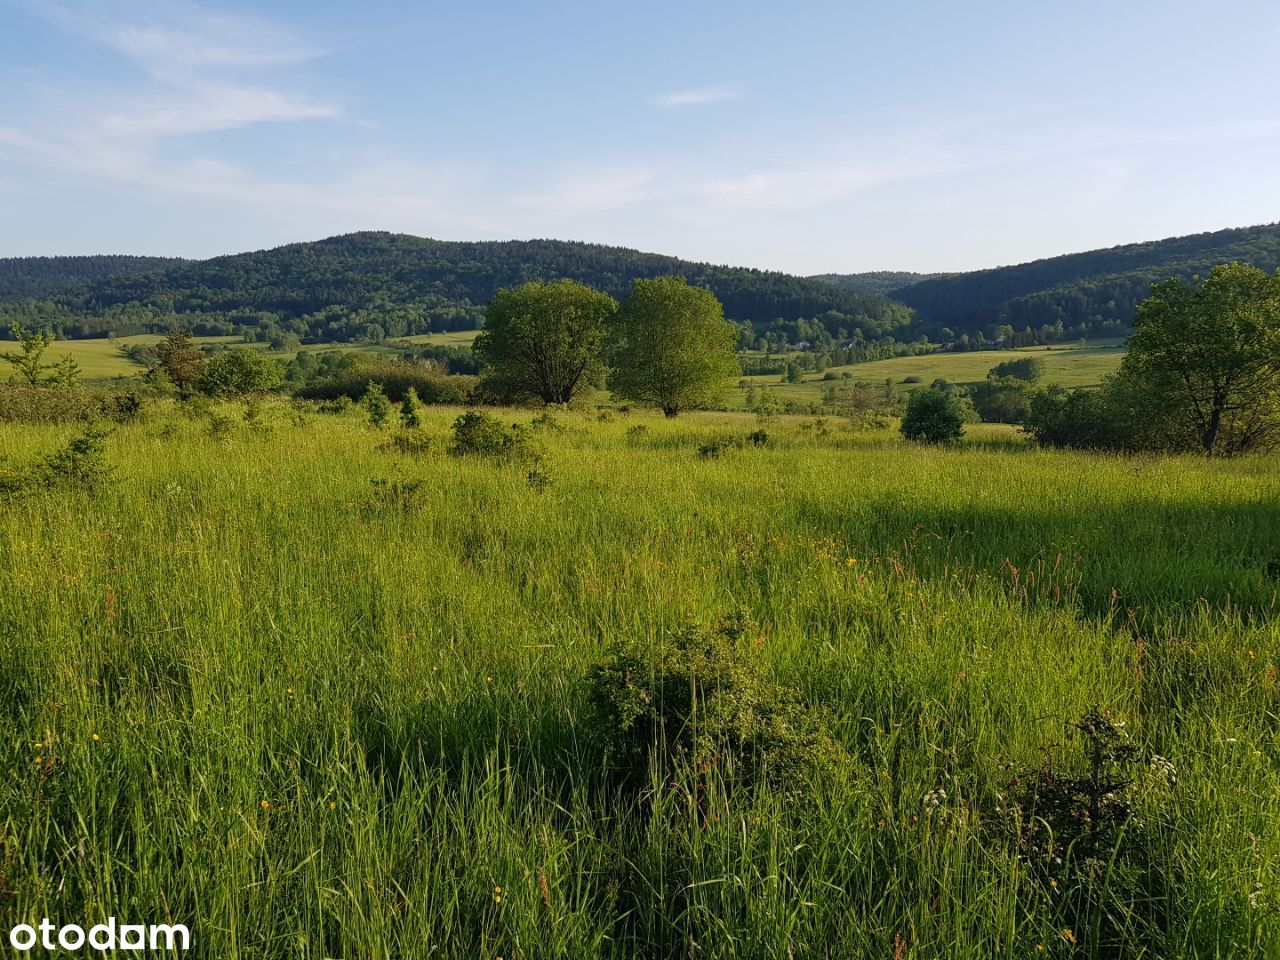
[989,357,1044,382]
[1121,263,1280,454]
[400,386,422,428]
[1,322,54,385]
[156,330,206,396]
[474,280,617,405]
[900,386,965,443]
[608,277,739,417]
[363,381,392,428]
[970,376,1033,423]
[199,349,284,397]
[1022,385,1125,449]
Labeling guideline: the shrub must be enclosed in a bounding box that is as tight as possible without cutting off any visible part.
[399,387,422,429]
[1003,710,1173,955]
[585,612,851,801]
[294,358,473,405]
[0,386,143,425]
[317,395,354,415]
[901,375,923,384]
[199,349,284,397]
[970,376,1033,424]
[990,357,1044,382]
[449,410,533,459]
[23,428,115,493]
[1023,385,1126,450]
[363,382,393,428]
[382,431,432,456]
[900,387,965,444]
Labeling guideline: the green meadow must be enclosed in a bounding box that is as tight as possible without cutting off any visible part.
[1,402,1277,958]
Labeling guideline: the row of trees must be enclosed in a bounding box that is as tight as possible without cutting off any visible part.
[475,276,739,416]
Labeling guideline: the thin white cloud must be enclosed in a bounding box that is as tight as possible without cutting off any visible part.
[650,86,742,108]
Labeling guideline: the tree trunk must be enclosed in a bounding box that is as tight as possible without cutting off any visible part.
[1202,403,1223,455]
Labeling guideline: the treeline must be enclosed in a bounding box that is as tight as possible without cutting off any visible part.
[0,255,185,301]
[892,222,1280,339]
[2,232,913,346]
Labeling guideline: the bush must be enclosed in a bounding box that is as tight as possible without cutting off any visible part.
[1003,710,1172,954]
[363,382,393,428]
[1023,385,1126,449]
[199,349,284,397]
[449,410,533,459]
[585,612,851,801]
[970,376,1032,424]
[0,386,143,425]
[2,428,117,496]
[990,357,1044,382]
[294,358,473,405]
[900,387,965,444]
[381,431,432,456]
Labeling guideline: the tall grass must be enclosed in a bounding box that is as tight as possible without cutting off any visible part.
[1,401,1277,958]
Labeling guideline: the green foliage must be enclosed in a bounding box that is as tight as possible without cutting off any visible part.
[895,222,1280,338]
[1120,262,1280,454]
[1004,710,1171,954]
[608,277,740,417]
[199,348,284,397]
[474,280,617,404]
[970,376,1033,423]
[1022,385,1125,449]
[156,330,206,395]
[585,612,851,799]
[48,353,82,388]
[362,381,393,428]
[0,385,142,424]
[900,386,965,443]
[399,386,422,429]
[16,232,912,343]
[449,410,532,459]
[32,427,114,492]
[990,356,1044,382]
[293,355,473,406]
[1,322,54,385]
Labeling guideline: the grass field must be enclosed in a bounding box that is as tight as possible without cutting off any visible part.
[44,331,481,381]
[1,402,1276,958]
[739,340,1127,408]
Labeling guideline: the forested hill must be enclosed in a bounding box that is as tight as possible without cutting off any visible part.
[18,232,914,342]
[0,255,186,301]
[810,271,944,296]
[887,222,1280,337]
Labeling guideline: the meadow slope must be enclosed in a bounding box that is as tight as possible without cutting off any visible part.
[1,403,1277,959]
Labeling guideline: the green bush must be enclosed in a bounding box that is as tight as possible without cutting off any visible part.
[585,612,851,800]
[294,358,473,405]
[900,386,965,444]
[0,386,143,425]
[449,410,533,459]
[1,428,116,498]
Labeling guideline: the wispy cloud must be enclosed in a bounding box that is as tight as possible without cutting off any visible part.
[650,86,742,108]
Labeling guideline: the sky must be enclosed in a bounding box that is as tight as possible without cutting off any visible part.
[1,0,1278,274]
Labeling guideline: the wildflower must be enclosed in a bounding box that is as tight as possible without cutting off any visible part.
[1149,754,1177,785]
[260,800,271,810]
[1061,928,1076,944]
[923,788,947,810]
[485,676,493,684]
[33,756,43,765]
[91,734,100,742]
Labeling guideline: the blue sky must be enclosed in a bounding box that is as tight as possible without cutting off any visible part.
[1,0,1278,272]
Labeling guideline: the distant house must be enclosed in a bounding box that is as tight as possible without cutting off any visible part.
[794,340,812,350]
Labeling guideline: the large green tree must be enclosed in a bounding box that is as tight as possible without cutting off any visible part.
[608,277,739,417]
[1120,263,1280,455]
[474,280,618,405]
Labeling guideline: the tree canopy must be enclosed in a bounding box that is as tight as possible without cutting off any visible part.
[474,280,617,404]
[608,277,739,417]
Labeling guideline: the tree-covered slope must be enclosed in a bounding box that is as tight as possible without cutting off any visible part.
[811,271,945,296]
[0,255,186,301]
[890,222,1280,336]
[66,233,912,342]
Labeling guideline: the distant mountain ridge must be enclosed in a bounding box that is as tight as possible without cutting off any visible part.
[0,255,187,302]
[0,232,912,342]
[882,222,1280,336]
[810,271,946,296]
